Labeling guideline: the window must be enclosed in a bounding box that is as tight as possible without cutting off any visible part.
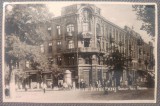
[85,57,90,64]
[122,34,124,43]
[82,23,89,32]
[48,27,51,36]
[67,24,74,32]
[106,43,109,51]
[106,27,108,39]
[119,32,122,41]
[81,9,91,32]
[96,24,101,36]
[84,39,90,47]
[68,40,74,49]
[57,41,61,51]
[109,27,112,37]
[57,56,62,65]
[82,9,92,22]
[101,26,104,37]
[103,42,104,50]
[116,30,118,42]
[56,25,61,35]
[98,56,100,65]
[15,61,19,68]
[26,61,29,68]
[113,28,116,39]
[57,41,61,46]
[40,45,44,53]
[48,43,52,53]
[96,40,100,50]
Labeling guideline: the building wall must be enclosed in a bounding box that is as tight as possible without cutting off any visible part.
[16,4,154,88]
[45,4,155,87]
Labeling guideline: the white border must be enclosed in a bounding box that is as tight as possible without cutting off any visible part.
[2,1,158,103]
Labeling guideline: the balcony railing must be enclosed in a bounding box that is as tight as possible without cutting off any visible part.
[66,32,73,37]
[63,48,77,53]
[81,32,92,39]
[79,47,105,53]
[62,47,105,53]
[79,47,98,52]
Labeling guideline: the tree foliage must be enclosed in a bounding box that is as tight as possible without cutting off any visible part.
[133,5,155,37]
[5,4,53,84]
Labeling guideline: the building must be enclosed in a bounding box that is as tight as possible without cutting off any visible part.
[13,4,154,89]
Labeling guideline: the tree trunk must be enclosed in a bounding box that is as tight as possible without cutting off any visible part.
[9,70,16,98]
[7,62,16,98]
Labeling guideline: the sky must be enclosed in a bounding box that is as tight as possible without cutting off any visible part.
[46,2,154,43]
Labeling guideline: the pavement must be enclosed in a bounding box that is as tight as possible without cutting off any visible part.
[4,88,155,103]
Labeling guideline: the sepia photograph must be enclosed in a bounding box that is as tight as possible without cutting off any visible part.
[2,1,157,103]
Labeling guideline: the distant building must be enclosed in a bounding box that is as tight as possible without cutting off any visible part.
[12,4,155,89]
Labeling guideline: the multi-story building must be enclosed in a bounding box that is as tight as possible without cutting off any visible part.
[16,4,154,89]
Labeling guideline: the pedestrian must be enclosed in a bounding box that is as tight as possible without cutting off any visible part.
[52,82,54,89]
[104,80,110,95]
[82,81,86,91]
[63,82,68,90]
[43,83,47,93]
[95,81,98,91]
[80,81,83,90]
[5,85,9,97]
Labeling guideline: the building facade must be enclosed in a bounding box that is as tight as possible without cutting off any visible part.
[13,4,154,89]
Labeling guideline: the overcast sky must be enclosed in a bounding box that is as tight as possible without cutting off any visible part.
[46,2,154,43]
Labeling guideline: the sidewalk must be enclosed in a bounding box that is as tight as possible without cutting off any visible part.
[16,86,149,92]
[4,88,154,103]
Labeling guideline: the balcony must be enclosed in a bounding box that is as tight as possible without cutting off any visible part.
[79,47,105,53]
[65,32,73,38]
[81,32,92,39]
[79,47,98,52]
[63,48,77,53]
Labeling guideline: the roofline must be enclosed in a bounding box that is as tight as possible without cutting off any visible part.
[51,9,146,41]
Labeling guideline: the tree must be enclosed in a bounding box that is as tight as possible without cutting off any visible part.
[4,4,53,97]
[51,64,64,86]
[103,35,127,89]
[132,5,155,37]
[104,49,126,87]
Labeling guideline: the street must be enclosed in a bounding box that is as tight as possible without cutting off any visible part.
[4,88,155,103]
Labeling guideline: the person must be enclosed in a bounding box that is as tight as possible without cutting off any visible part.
[95,81,98,91]
[5,85,9,97]
[63,82,68,90]
[82,81,86,91]
[80,81,83,90]
[43,83,47,93]
[104,80,109,95]
[52,82,54,89]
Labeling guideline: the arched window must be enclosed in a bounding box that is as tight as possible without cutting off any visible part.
[67,24,74,32]
[82,9,92,22]
[68,40,74,49]
[82,23,89,32]
[96,24,101,36]
[81,8,92,32]
[56,25,61,35]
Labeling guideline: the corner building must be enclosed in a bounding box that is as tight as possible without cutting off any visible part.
[46,4,154,87]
